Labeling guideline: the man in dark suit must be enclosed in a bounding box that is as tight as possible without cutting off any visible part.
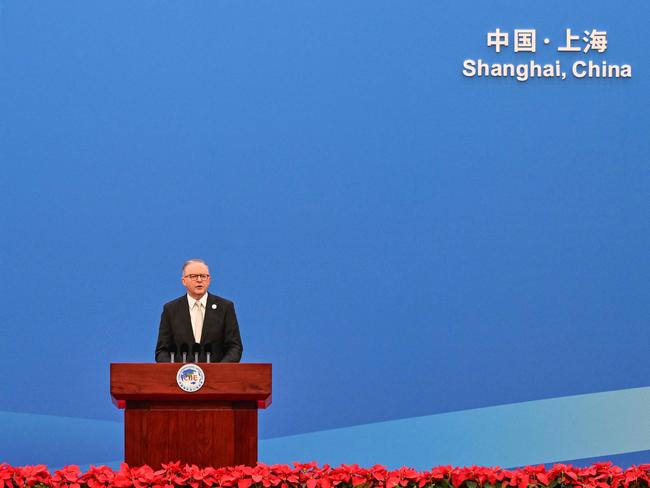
[155,259,243,363]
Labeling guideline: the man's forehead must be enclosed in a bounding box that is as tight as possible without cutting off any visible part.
[184,262,209,273]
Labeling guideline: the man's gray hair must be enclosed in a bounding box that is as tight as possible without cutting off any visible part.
[182,258,209,274]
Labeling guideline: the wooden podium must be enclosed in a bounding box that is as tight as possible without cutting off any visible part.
[110,363,272,468]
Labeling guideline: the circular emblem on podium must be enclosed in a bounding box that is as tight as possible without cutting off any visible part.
[176,363,205,392]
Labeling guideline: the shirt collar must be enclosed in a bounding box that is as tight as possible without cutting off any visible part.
[187,293,208,308]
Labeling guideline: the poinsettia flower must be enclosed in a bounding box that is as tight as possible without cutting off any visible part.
[0,464,15,488]
[51,465,82,488]
[15,464,50,487]
[1,461,649,488]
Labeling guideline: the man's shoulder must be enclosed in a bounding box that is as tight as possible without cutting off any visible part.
[163,293,234,309]
[162,295,188,310]
[207,293,235,308]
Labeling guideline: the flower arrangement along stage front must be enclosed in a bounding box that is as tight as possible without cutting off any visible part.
[1,462,650,488]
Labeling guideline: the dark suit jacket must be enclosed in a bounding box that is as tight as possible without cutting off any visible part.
[155,293,243,363]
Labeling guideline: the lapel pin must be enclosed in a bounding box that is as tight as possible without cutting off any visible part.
[212,304,217,310]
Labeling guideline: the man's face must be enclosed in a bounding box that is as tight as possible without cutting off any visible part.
[182,262,211,299]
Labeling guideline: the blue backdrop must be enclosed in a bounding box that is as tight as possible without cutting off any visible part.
[1,0,649,469]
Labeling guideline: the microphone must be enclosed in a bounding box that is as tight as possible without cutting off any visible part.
[180,343,189,363]
[204,343,212,363]
[168,343,177,363]
[192,343,201,363]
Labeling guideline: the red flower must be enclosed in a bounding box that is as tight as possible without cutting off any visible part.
[0,464,15,488]
[0,461,648,488]
[51,465,81,488]
[14,465,50,487]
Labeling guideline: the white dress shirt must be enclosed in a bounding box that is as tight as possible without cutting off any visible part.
[187,293,207,343]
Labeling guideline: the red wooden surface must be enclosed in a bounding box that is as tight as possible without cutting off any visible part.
[111,363,271,468]
[111,363,272,405]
